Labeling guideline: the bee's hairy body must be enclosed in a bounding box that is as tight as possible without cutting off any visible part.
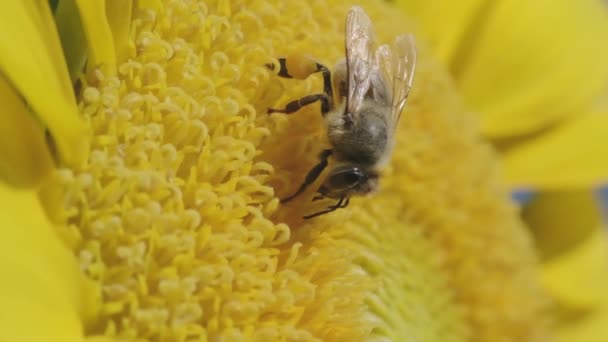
[327,59,392,168]
[326,100,391,167]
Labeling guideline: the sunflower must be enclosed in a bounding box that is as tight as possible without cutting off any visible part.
[1,0,550,341]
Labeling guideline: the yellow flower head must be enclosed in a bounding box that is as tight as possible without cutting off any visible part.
[2,0,551,340]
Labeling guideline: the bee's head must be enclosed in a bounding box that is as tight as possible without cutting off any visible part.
[317,165,379,199]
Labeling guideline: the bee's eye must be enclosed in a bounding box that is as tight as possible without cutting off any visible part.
[328,168,365,189]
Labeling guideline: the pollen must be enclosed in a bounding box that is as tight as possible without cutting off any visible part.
[284,53,319,80]
[40,0,549,340]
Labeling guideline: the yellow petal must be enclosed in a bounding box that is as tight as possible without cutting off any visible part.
[74,0,116,74]
[398,0,608,139]
[504,114,608,189]
[0,74,54,187]
[523,191,608,340]
[0,182,100,341]
[0,0,88,172]
[456,0,608,138]
[540,227,608,312]
[55,0,88,82]
[544,228,608,342]
[55,0,131,80]
[30,0,74,93]
[522,190,601,261]
[106,0,133,63]
[558,309,608,342]
[395,0,488,64]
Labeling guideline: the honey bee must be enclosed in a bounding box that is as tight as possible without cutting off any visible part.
[268,6,417,219]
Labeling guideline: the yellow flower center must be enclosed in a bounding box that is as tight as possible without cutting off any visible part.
[39,0,549,340]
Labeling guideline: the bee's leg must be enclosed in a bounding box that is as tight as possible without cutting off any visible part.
[281,149,332,203]
[268,93,331,115]
[303,196,349,219]
[267,56,334,115]
[266,57,311,79]
[337,197,350,208]
[316,63,334,108]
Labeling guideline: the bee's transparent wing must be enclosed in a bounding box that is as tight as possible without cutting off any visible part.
[345,6,375,115]
[375,34,416,128]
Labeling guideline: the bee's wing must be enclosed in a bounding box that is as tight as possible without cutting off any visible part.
[375,34,417,129]
[345,6,375,115]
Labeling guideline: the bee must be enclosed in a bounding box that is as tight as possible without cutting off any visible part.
[268,6,416,219]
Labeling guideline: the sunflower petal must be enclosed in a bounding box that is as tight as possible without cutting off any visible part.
[540,227,608,311]
[395,0,488,64]
[504,114,608,189]
[398,0,608,139]
[0,74,54,187]
[524,191,608,341]
[0,0,88,174]
[522,190,601,261]
[106,0,133,63]
[73,0,116,73]
[0,182,100,341]
[454,0,608,138]
[542,227,608,342]
[54,0,88,82]
[557,309,608,342]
